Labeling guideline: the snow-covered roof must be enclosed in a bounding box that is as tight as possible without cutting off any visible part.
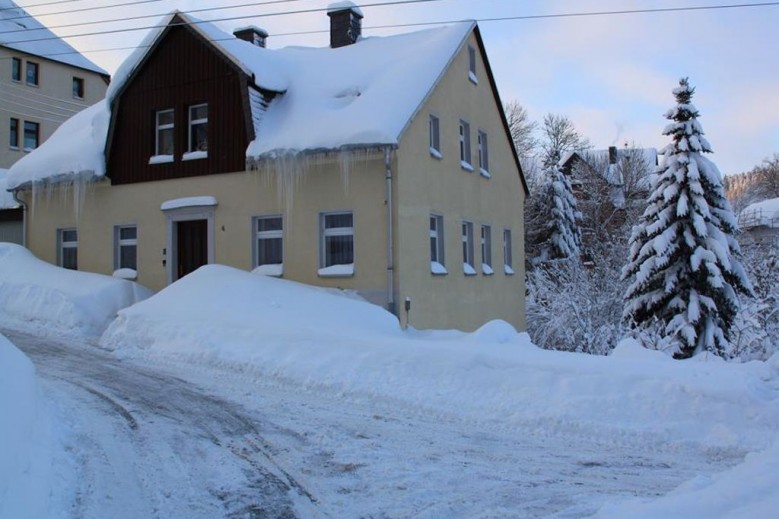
[0,0,107,75]
[8,11,475,189]
[739,197,779,229]
[0,169,20,209]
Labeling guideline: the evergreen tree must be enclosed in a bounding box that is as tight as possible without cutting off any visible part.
[622,78,752,358]
[528,164,582,262]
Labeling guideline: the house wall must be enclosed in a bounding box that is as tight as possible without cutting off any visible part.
[394,32,526,332]
[21,154,390,305]
[0,47,107,169]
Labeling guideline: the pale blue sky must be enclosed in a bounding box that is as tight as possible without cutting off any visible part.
[18,0,779,174]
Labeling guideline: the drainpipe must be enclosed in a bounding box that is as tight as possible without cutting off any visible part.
[384,146,395,316]
[11,188,28,248]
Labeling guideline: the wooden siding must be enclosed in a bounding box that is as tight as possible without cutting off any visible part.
[107,20,250,185]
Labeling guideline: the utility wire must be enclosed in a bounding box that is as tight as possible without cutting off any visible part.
[1,87,86,113]
[0,1,776,59]
[3,80,92,108]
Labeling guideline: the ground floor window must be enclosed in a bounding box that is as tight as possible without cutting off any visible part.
[462,221,475,275]
[481,224,492,274]
[114,225,137,271]
[57,228,78,270]
[254,215,283,275]
[320,211,354,274]
[430,214,447,274]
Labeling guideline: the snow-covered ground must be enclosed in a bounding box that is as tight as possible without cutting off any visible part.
[1,243,778,517]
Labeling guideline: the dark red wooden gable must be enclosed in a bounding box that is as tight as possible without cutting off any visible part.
[106,16,254,185]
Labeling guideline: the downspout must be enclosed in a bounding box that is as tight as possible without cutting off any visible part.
[384,146,395,316]
[11,188,27,248]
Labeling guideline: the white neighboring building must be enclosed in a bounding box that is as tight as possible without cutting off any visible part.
[0,0,109,170]
[739,197,779,247]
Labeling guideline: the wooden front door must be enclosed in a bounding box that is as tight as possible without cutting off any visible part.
[176,219,208,280]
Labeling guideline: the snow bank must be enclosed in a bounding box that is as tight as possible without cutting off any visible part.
[739,197,779,229]
[0,243,153,337]
[102,265,779,455]
[0,334,51,518]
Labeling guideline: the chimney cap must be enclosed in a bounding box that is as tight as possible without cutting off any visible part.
[233,25,269,38]
[327,1,364,18]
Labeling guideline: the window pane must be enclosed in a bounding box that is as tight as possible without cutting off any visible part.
[119,226,137,240]
[72,77,84,98]
[191,104,208,121]
[23,122,38,149]
[9,119,18,148]
[325,235,354,266]
[190,123,207,151]
[325,213,353,229]
[11,58,20,81]
[120,245,137,270]
[158,110,174,127]
[258,237,283,265]
[158,128,174,155]
[62,248,77,270]
[26,62,38,85]
[62,229,77,242]
[257,217,282,233]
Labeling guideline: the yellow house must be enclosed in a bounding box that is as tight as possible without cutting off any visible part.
[7,4,528,332]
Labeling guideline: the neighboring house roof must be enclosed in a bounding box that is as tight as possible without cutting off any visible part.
[560,147,659,185]
[739,197,779,229]
[10,11,526,192]
[0,0,108,75]
[0,169,20,209]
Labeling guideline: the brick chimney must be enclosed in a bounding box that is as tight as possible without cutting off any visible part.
[233,26,268,48]
[327,2,363,48]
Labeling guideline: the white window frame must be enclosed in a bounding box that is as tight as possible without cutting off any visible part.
[467,45,478,84]
[481,224,493,275]
[478,130,490,177]
[503,228,514,275]
[187,103,208,155]
[155,109,175,157]
[429,114,441,159]
[459,120,472,171]
[57,228,78,270]
[430,214,446,274]
[253,215,284,274]
[319,211,355,276]
[462,221,475,275]
[114,225,138,271]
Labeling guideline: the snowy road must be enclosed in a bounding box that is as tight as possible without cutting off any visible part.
[8,329,740,519]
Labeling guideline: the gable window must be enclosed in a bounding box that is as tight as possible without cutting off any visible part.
[9,118,19,148]
[254,215,283,276]
[478,130,490,177]
[26,61,38,86]
[459,120,472,171]
[154,109,175,158]
[58,228,78,270]
[23,121,39,150]
[187,103,208,156]
[430,214,446,274]
[503,229,514,275]
[429,114,441,159]
[320,211,354,276]
[72,77,84,99]
[481,224,493,275]
[462,221,475,275]
[11,57,21,81]
[467,45,478,84]
[114,225,138,271]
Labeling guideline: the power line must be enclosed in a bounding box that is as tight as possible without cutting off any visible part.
[3,79,93,109]
[1,1,776,59]
[0,0,81,13]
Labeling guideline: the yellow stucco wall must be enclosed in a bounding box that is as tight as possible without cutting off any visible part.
[394,32,526,332]
[0,47,107,169]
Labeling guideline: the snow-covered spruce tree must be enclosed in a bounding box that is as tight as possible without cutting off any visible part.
[527,164,582,262]
[622,78,752,359]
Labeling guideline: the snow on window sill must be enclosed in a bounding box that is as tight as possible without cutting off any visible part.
[429,147,442,160]
[252,264,283,277]
[504,265,515,275]
[482,264,494,275]
[463,263,477,276]
[318,263,354,278]
[460,161,474,172]
[9,146,19,151]
[430,261,448,275]
[112,268,137,280]
[479,168,491,179]
[183,150,208,161]
[468,71,479,85]
[149,154,174,165]
[23,147,36,153]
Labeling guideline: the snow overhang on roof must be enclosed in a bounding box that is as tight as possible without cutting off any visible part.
[8,10,477,189]
[0,0,108,75]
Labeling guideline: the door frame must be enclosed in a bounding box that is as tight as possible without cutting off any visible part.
[163,205,215,284]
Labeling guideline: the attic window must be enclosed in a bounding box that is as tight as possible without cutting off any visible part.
[26,61,39,86]
[188,103,208,153]
[11,57,21,82]
[467,45,478,84]
[155,109,175,157]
